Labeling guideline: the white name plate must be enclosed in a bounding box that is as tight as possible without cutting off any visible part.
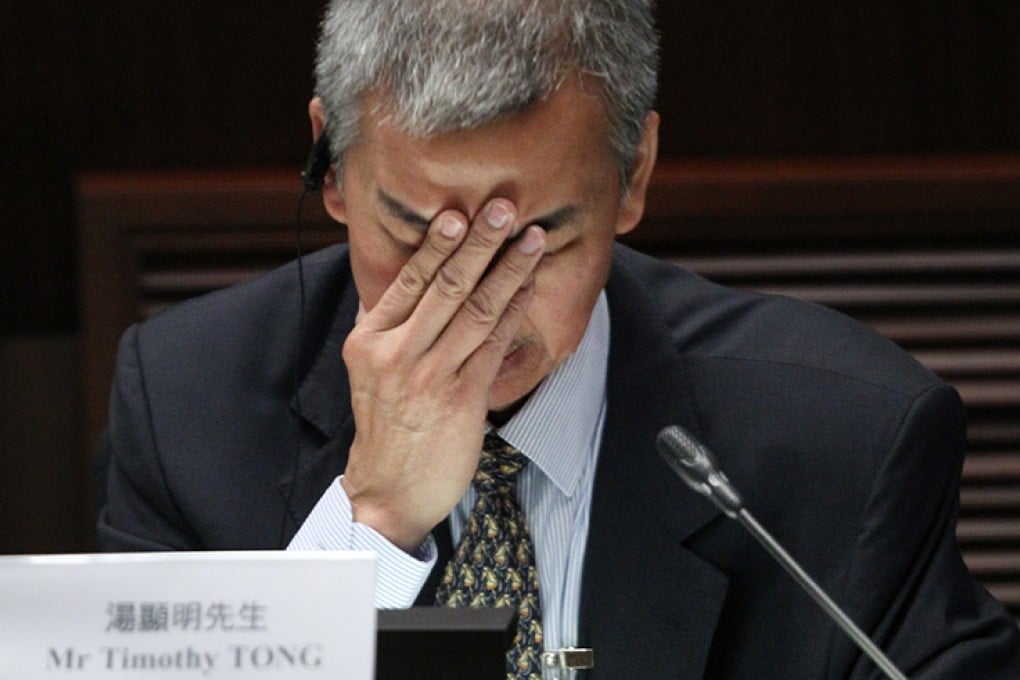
[0,551,377,679]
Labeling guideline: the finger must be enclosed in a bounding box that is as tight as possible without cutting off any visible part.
[359,210,468,331]
[433,225,545,367]
[459,268,537,388]
[399,199,520,349]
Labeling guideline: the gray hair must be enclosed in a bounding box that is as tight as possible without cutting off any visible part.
[314,0,659,188]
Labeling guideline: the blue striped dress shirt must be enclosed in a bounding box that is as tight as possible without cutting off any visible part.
[289,292,610,652]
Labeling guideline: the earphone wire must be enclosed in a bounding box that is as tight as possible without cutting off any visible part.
[279,187,311,548]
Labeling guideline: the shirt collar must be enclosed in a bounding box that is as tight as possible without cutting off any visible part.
[495,291,609,497]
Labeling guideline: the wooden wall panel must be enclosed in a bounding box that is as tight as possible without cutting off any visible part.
[5,2,1020,332]
[77,156,1020,617]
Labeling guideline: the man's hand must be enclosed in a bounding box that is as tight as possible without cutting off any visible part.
[340,199,545,552]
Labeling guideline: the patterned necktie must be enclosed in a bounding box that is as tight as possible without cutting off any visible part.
[435,433,543,679]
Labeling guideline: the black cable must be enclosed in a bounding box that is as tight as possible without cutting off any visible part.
[278,188,310,548]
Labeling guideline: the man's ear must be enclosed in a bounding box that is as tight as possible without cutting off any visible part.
[308,97,348,224]
[615,110,659,236]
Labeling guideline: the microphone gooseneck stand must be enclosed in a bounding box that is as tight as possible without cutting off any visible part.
[656,425,908,680]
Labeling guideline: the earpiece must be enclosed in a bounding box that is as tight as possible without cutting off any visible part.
[301,133,332,193]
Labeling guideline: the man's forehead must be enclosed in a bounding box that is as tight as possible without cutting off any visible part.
[346,79,618,224]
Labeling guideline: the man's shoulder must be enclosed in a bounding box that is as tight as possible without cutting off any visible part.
[610,244,939,399]
[126,244,354,373]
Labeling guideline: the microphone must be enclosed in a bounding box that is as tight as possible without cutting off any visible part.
[655,425,744,517]
[656,425,908,680]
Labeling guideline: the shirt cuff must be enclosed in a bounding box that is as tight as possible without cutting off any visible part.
[287,476,437,608]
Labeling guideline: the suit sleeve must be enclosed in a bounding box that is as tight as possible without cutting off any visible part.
[838,383,1020,678]
[96,324,203,551]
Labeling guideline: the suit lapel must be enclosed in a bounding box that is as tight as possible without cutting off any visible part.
[277,258,360,533]
[579,252,729,679]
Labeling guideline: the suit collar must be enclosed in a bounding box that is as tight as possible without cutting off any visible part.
[277,249,360,531]
[291,263,359,440]
[580,247,728,678]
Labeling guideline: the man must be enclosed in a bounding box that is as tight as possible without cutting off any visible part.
[98,1,1020,677]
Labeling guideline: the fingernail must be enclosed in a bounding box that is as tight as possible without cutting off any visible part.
[516,227,544,255]
[485,202,512,229]
[439,215,464,238]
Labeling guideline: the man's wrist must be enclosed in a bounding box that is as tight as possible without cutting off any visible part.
[342,477,432,554]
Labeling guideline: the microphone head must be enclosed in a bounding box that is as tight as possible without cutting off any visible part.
[656,425,744,517]
[656,425,717,483]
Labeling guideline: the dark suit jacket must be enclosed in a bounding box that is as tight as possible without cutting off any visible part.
[98,243,1020,678]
